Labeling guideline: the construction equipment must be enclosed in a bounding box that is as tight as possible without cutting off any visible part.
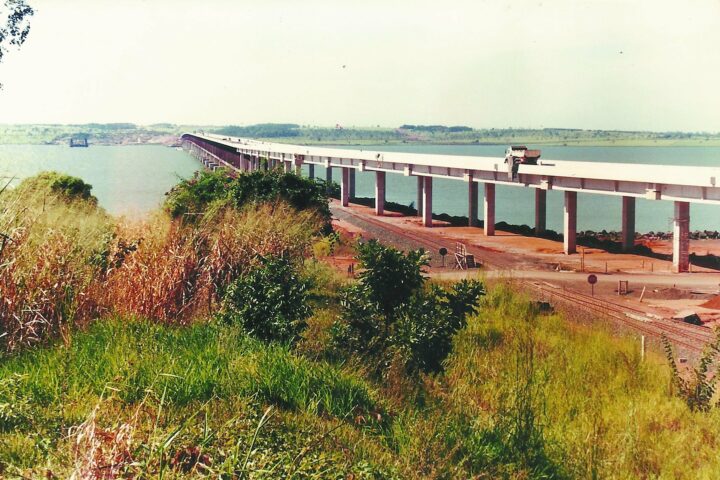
[505,146,541,181]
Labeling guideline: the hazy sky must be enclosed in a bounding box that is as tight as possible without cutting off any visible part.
[0,0,718,131]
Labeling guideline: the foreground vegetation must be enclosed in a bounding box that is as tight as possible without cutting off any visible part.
[2,170,720,478]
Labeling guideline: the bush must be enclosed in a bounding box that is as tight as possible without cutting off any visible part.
[222,255,311,343]
[332,240,484,375]
[165,169,332,228]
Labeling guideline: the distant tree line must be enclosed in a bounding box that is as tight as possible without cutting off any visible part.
[214,123,301,138]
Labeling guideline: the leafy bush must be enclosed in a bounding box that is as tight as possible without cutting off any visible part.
[164,169,233,218]
[165,169,332,228]
[222,255,311,343]
[332,240,484,375]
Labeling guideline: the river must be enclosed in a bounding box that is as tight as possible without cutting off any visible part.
[0,143,718,233]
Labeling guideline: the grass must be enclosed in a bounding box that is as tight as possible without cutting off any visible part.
[4,286,720,478]
[5,172,720,478]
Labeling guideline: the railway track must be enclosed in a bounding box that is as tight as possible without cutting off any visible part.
[527,283,712,354]
[333,204,716,355]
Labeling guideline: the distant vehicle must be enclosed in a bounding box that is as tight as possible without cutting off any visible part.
[505,146,541,181]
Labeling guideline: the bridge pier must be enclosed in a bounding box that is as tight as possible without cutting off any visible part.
[484,183,495,236]
[326,166,333,194]
[349,169,356,199]
[622,196,636,252]
[564,191,577,254]
[284,161,291,173]
[673,201,690,273]
[308,164,315,179]
[416,176,424,217]
[375,171,386,215]
[468,177,479,227]
[341,167,350,207]
[423,176,433,227]
[535,189,546,234]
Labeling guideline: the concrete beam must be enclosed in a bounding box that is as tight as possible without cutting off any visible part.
[416,176,424,217]
[535,189,546,235]
[673,201,690,273]
[468,178,479,227]
[621,196,636,252]
[423,176,433,227]
[375,171,386,216]
[341,167,350,207]
[484,183,495,236]
[564,191,577,254]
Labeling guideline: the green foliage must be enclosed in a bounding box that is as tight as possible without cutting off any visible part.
[11,171,96,204]
[213,123,301,138]
[222,255,312,343]
[663,332,720,412]
[0,374,33,432]
[333,240,484,374]
[164,169,233,218]
[229,169,331,222]
[165,169,331,227]
[0,1,34,68]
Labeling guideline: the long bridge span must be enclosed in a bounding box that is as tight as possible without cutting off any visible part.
[180,133,720,273]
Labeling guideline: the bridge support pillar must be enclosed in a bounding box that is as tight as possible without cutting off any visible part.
[308,164,315,179]
[564,191,577,254]
[326,167,333,194]
[341,167,350,207]
[483,183,495,236]
[468,178,479,227]
[375,171,386,215]
[535,189,546,235]
[673,201,690,273]
[621,196,636,252]
[284,161,291,174]
[416,176,424,217]
[349,169,356,199]
[423,176,433,227]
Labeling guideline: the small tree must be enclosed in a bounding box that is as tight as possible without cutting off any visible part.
[222,255,311,344]
[0,1,34,88]
[333,240,484,375]
[663,332,720,412]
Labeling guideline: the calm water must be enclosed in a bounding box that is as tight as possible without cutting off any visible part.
[0,145,198,217]
[0,143,718,232]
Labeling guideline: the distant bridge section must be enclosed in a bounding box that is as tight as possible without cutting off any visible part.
[181,133,720,273]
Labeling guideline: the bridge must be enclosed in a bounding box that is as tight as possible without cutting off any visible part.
[181,133,720,273]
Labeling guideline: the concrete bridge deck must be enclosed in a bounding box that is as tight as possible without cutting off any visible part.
[181,132,720,273]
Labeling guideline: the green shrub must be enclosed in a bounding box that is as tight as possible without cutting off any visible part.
[332,240,484,375]
[164,169,233,218]
[10,171,97,205]
[222,255,311,343]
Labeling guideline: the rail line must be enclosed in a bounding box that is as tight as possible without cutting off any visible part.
[334,204,714,355]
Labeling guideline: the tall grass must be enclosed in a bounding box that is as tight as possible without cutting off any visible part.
[1,172,322,350]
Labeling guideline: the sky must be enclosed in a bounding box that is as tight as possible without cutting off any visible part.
[0,0,718,131]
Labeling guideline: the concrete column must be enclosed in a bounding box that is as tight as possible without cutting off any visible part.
[416,176,424,217]
[621,196,636,252]
[294,163,302,175]
[341,167,350,207]
[673,201,690,273]
[283,161,291,174]
[535,189,547,235]
[483,183,496,236]
[308,164,315,179]
[564,191,577,254]
[468,178,479,227]
[375,171,386,215]
[422,176,433,227]
[325,166,333,194]
[349,169,356,199]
